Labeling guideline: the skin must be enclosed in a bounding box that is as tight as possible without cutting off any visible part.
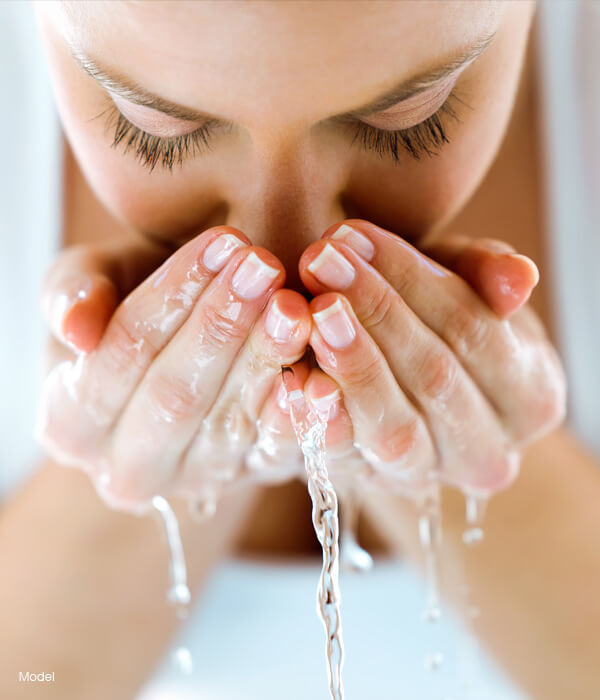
[32,0,564,509]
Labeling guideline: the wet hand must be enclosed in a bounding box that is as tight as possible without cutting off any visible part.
[36,227,312,510]
[298,220,567,496]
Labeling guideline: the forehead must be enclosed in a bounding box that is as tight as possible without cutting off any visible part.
[56,0,502,127]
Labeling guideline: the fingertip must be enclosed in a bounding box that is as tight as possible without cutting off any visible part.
[264,289,311,345]
[298,241,327,288]
[457,248,540,318]
[509,253,540,288]
[488,254,539,318]
[304,371,342,419]
[309,291,346,316]
[61,276,117,353]
[202,225,253,247]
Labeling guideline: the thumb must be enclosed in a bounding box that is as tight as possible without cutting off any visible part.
[421,234,540,318]
[41,235,170,353]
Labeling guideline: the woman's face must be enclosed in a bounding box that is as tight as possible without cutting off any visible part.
[35,0,535,287]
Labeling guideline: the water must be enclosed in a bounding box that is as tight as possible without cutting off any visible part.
[282,366,345,700]
[456,491,489,696]
[462,492,488,547]
[188,496,218,524]
[339,485,373,574]
[418,484,443,626]
[417,482,445,684]
[151,495,194,675]
[461,492,488,624]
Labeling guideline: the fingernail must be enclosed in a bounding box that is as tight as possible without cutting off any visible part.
[232,251,280,300]
[309,389,341,419]
[265,298,299,342]
[331,224,375,261]
[307,243,355,289]
[508,253,540,286]
[203,233,247,272]
[312,298,356,348]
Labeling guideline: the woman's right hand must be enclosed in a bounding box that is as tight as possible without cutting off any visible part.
[36,226,313,511]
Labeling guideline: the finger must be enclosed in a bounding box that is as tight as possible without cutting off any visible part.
[108,246,285,502]
[302,368,367,482]
[420,234,539,318]
[41,235,171,352]
[308,293,436,489]
[177,289,311,491]
[320,223,539,319]
[247,364,365,489]
[240,359,312,486]
[300,241,518,492]
[36,227,250,470]
[300,222,561,442]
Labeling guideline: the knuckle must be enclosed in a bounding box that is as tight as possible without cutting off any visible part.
[361,286,395,332]
[247,332,283,372]
[363,417,431,473]
[107,313,155,371]
[445,303,491,356]
[200,304,248,350]
[380,418,422,461]
[417,349,458,403]
[207,403,258,449]
[148,372,201,424]
[340,351,384,387]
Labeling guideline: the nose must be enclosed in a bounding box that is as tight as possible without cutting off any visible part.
[221,136,352,294]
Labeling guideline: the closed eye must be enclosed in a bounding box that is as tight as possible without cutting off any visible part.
[98,88,467,172]
[342,90,468,163]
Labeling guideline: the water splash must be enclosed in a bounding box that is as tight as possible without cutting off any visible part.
[417,482,444,676]
[152,495,193,676]
[282,366,344,700]
[418,483,443,626]
[456,490,490,695]
[462,492,488,547]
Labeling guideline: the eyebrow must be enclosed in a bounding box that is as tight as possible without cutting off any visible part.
[68,30,496,125]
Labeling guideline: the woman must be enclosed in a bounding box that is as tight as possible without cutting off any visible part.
[1,1,599,698]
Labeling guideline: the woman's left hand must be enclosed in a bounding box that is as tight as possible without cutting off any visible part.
[294,219,567,496]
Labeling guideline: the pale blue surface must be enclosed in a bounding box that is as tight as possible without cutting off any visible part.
[137,558,528,700]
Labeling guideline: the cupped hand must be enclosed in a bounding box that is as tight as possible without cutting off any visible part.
[297,219,567,496]
[36,227,313,510]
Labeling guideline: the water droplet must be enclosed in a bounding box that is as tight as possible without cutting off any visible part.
[188,497,217,523]
[422,605,442,623]
[424,651,444,671]
[462,526,484,546]
[172,645,193,675]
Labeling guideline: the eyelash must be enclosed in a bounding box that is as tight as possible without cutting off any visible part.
[345,91,464,163]
[101,102,223,172]
[101,91,465,172]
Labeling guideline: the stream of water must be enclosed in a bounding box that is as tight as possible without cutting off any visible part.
[151,495,194,675]
[282,365,345,700]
